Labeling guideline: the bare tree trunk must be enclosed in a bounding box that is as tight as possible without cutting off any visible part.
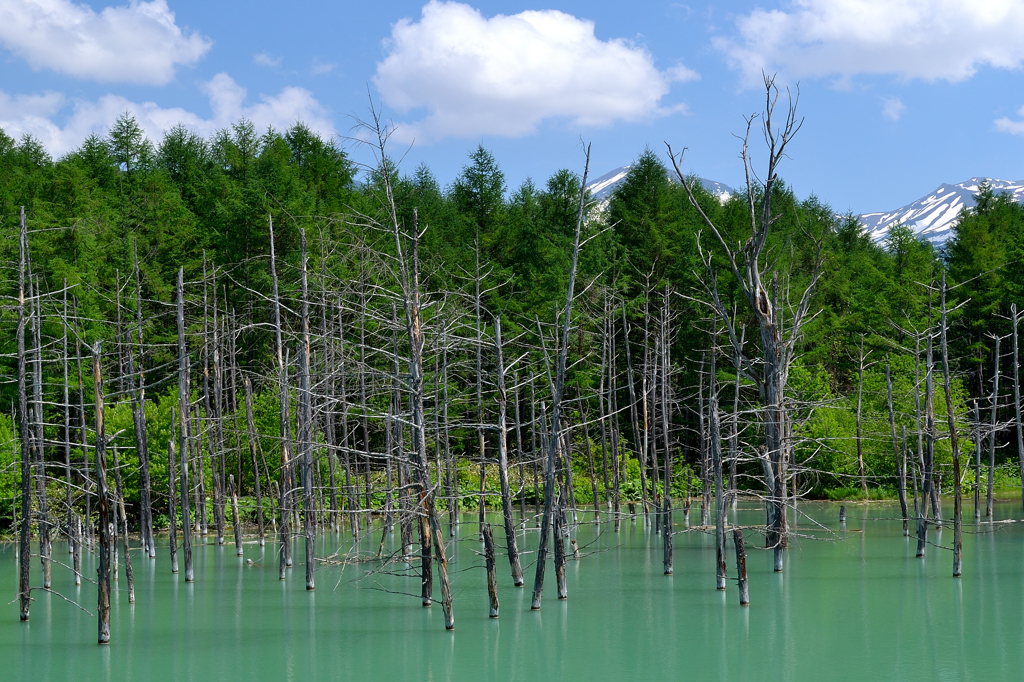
[974,400,982,521]
[733,528,749,606]
[17,208,32,621]
[608,317,622,533]
[132,240,154,558]
[531,145,590,609]
[697,359,709,528]
[483,523,499,618]
[988,336,1000,519]
[475,237,487,537]
[553,490,567,600]
[917,333,933,552]
[661,288,674,576]
[494,317,524,586]
[729,328,745,510]
[939,273,962,577]
[63,283,73,553]
[177,269,194,583]
[442,334,455,536]
[856,335,868,497]
[621,300,649,525]
[230,475,243,556]
[112,446,135,603]
[243,378,265,546]
[599,302,611,512]
[1013,304,1024,515]
[887,364,910,535]
[582,417,599,520]
[169,407,178,573]
[711,345,727,589]
[29,274,51,590]
[93,343,111,644]
[298,230,315,590]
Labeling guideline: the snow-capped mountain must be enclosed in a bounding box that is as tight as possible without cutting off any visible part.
[859,178,1024,244]
[587,166,734,206]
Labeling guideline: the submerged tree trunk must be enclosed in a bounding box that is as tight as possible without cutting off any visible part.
[733,528,749,606]
[856,336,868,497]
[1013,304,1024,516]
[177,269,194,583]
[169,408,178,573]
[17,208,32,621]
[298,230,315,591]
[231,475,243,556]
[939,273,962,577]
[483,523,499,618]
[93,343,112,644]
[711,346,727,589]
[974,401,982,521]
[29,275,51,591]
[132,240,154,558]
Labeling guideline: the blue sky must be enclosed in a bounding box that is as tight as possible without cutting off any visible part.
[2,0,1023,215]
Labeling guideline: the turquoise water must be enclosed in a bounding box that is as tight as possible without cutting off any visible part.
[3,501,1023,681]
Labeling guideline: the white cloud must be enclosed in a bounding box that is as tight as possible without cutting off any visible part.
[881,96,906,121]
[0,0,211,85]
[0,73,335,156]
[373,1,693,141]
[716,0,1024,86]
[310,58,336,76]
[995,105,1024,135]
[253,52,281,68]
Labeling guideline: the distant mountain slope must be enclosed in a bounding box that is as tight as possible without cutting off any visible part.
[587,166,734,205]
[859,178,1024,244]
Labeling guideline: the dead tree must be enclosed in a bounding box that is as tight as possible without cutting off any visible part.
[987,335,1001,519]
[886,363,910,536]
[244,377,265,545]
[169,407,178,573]
[132,240,154,558]
[112,445,135,603]
[17,207,31,621]
[1013,304,1024,514]
[621,298,649,525]
[855,335,869,497]
[660,287,674,576]
[93,342,111,644]
[483,523,499,618]
[733,528,749,606]
[710,341,727,589]
[939,273,962,577]
[230,475,243,556]
[494,317,524,586]
[29,274,51,590]
[298,229,315,591]
[669,76,822,573]
[974,400,982,520]
[531,144,590,610]
[361,111,455,628]
[177,268,194,583]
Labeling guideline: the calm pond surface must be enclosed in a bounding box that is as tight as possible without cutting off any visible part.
[3,500,1024,681]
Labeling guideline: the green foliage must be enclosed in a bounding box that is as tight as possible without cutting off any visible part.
[4,117,1024,532]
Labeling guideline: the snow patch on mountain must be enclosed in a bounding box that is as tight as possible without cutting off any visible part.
[587,166,734,207]
[859,178,1024,244]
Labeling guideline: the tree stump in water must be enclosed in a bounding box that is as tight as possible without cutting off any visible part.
[483,523,499,618]
[733,528,749,606]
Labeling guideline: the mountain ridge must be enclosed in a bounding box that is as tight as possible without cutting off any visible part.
[588,167,1024,245]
